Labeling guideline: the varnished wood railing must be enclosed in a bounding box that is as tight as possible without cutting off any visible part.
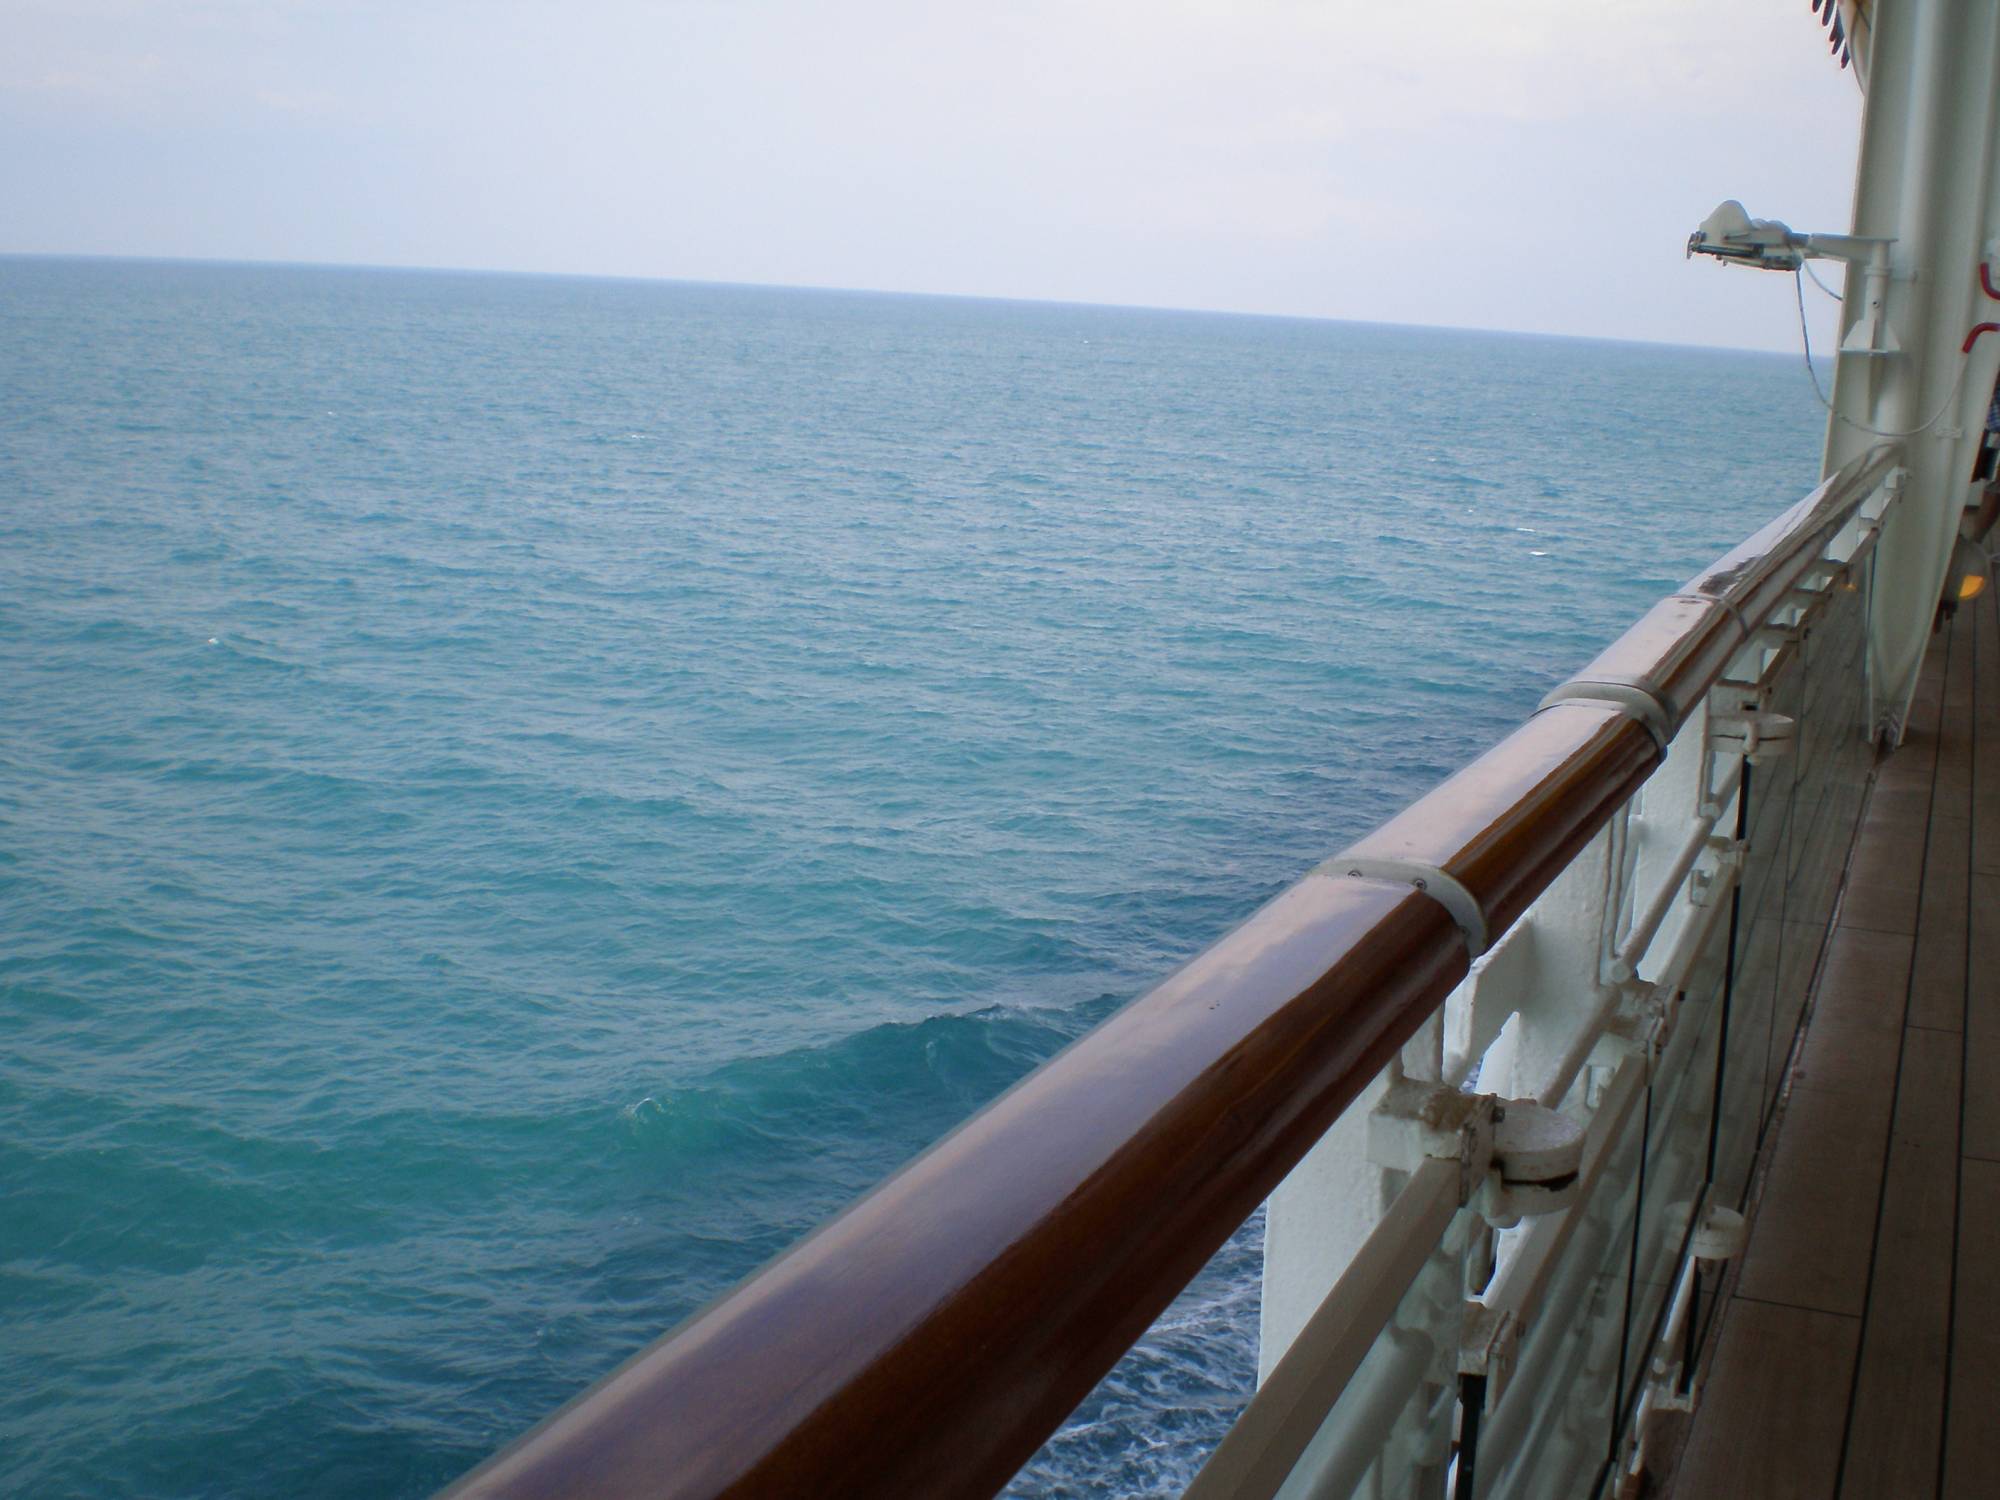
[440,444,1896,1500]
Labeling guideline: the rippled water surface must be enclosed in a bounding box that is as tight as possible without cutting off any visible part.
[0,257,1825,1497]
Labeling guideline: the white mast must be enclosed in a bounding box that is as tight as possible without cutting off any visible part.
[1824,0,2000,740]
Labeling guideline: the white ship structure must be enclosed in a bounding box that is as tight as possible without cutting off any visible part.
[444,3,1995,1494]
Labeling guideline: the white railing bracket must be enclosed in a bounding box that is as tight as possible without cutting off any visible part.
[1367,1080,1497,1201]
[1326,859,1489,959]
[1711,707,1796,761]
[1478,1100,1587,1221]
[1458,1303,1523,1405]
[1691,1205,1748,1264]
[1536,679,1675,750]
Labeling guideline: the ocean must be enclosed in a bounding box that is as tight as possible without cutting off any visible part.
[0,256,1825,1498]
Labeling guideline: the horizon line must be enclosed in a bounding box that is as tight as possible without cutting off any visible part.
[0,247,1798,361]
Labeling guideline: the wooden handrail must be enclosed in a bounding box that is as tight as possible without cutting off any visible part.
[446,881,1469,1499]
[1550,444,1898,732]
[440,443,1897,1500]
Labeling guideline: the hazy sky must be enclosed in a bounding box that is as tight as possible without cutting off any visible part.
[3,1,1862,352]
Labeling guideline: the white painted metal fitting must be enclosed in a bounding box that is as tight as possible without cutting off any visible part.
[1324,858,1489,959]
[1479,1099,1587,1221]
[1691,1205,1747,1262]
[1537,679,1675,751]
[1688,864,1719,909]
[1366,1079,1497,1203]
[1610,983,1674,1065]
[1710,708,1796,761]
[1458,1303,1522,1399]
[1366,1082,1595,1231]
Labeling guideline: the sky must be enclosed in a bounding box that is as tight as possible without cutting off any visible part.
[1,1,1864,352]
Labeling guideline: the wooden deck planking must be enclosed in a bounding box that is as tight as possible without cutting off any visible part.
[1965,879,2000,1167]
[1669,594,1993,1500]
[1837,1026,1960,1499]
[1790,928,1913,1097]
[1974,572,2000,875]
[1673,1301,1860,1500]
[1942,1158,2000,1498]
[1732,1080,1893,1318]
[1908,814,1970,1033]
[1950,580,1998,1498]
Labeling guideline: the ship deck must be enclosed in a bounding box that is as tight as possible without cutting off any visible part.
[1669,590,1996,1498]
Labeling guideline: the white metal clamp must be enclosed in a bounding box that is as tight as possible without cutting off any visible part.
[1537,679,1675,751]
[1322,857,1489,960]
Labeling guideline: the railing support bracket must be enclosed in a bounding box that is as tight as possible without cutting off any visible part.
[1536,679,1674,750]
[1324,859,1489,959]
[1368,1080,1497,1202]
[1368,1083,1585,1221]
[1478,1099,1587,1220]
[1711,707,1796,761]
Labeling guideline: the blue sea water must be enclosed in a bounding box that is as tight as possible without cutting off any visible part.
[0,256,1827,1498]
